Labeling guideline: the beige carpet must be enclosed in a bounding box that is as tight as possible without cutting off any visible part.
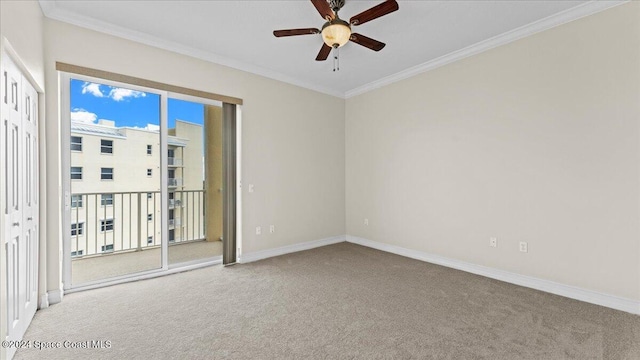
[15,243,640,359]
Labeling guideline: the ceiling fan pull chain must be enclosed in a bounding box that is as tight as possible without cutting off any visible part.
[333,46,340,72]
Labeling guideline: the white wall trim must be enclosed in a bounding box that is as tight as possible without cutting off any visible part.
[344,0,628,98]
[37,1,345,99]
[39,1,626,99]
[38,293,49,309]
[47,289,64,305]
[347,235,640,315]
[239,235,346,264]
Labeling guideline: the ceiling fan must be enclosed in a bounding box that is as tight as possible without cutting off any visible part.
[273,0,399,66]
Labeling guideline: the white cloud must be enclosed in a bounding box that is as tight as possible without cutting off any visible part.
[81,82,104,98]
[70,108,98,124]
[80,82,146,102]
[108,87,146,102]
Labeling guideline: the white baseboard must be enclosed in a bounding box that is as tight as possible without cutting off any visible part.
[239,235,346,264]
[38,293,49,309]
[47,289,64,305]
[347,235,640,315]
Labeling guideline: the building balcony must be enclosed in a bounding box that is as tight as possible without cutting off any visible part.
[69,189,214,284]
[168,218,181,228]
[168,199,182,208]
[167,157,183,167]
[70,190,204,257]
[168,178,183,187]
[71,239,222,284]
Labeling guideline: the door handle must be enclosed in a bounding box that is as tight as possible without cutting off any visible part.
[27,217,33,221]
[12,222,19,227]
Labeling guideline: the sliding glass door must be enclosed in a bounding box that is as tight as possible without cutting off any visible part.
[67,77,164,284]
[61,71,232,289]
[167,97,223,265]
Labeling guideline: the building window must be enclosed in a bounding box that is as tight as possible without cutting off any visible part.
[101,167,113,180]
[71,222,84,236]
[101,139,113,154]
[147,144,152,155]
[101,194,114,206]
[71,250,84,257]
[147,169,152,177]
[101,244,114,252]
[100,219,114,232]
[169,229,175,242]
[71,167,83,180]
[147,214,153,221]
[71,136,82,151]
[147,236,153,244]
[147,192,153,199]
[71,194,83,208]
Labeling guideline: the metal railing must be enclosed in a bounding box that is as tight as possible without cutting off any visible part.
[168,178,183,187]
[70,190,205,258]
[167,157,183,166]
[168,218,181,227]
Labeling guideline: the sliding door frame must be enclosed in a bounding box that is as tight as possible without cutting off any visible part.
[60,72,169,289]
[60,70,240,292]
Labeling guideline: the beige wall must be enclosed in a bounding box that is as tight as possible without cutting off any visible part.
[44,18,346,293]
[204,106,223,242]
[346,2,640,301]
[0,0,45,87]
[8,0,635,313]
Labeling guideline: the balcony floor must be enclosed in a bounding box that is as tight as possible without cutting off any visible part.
[71,240,222,284]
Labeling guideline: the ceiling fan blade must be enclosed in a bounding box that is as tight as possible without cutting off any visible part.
[315,43,332,61]
[350,0,399,26]
[350,33,386,51]
[311,0,335,20]
[273,28,320,37]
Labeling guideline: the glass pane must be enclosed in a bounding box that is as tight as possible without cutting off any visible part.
[69,78,162,284]
[167,98,222,264]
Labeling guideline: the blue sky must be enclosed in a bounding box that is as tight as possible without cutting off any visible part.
[70,78,203,129]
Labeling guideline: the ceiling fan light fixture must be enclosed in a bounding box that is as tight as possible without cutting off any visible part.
[321,19,351,47]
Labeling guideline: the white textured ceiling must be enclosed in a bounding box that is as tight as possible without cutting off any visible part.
[40,0,612,97]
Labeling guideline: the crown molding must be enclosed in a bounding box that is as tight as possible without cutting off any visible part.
[39,1,627,100]
[37,1,345,99]
[345,0,628,98]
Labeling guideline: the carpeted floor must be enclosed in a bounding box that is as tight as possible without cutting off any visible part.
[14,242,640,359]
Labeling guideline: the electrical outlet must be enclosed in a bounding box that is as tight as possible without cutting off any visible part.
[269,225,275,233]
[519,241,528,253]
[364,218,369,226]
[248,184,254,193]
[256,226,261,235]
[489,237,497,248]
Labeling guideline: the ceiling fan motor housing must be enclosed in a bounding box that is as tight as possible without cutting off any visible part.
[273,0,398,61]
[329,0,346,12]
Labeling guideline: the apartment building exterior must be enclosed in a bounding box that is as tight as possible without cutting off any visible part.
[69,119,204,257]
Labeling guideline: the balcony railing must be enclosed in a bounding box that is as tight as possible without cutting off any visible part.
[168,178,183,187]
[167,157,183,166]
[70,190,205,258]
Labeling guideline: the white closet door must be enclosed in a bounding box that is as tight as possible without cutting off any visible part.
[2,55,39,358]
[21,74,38,328]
